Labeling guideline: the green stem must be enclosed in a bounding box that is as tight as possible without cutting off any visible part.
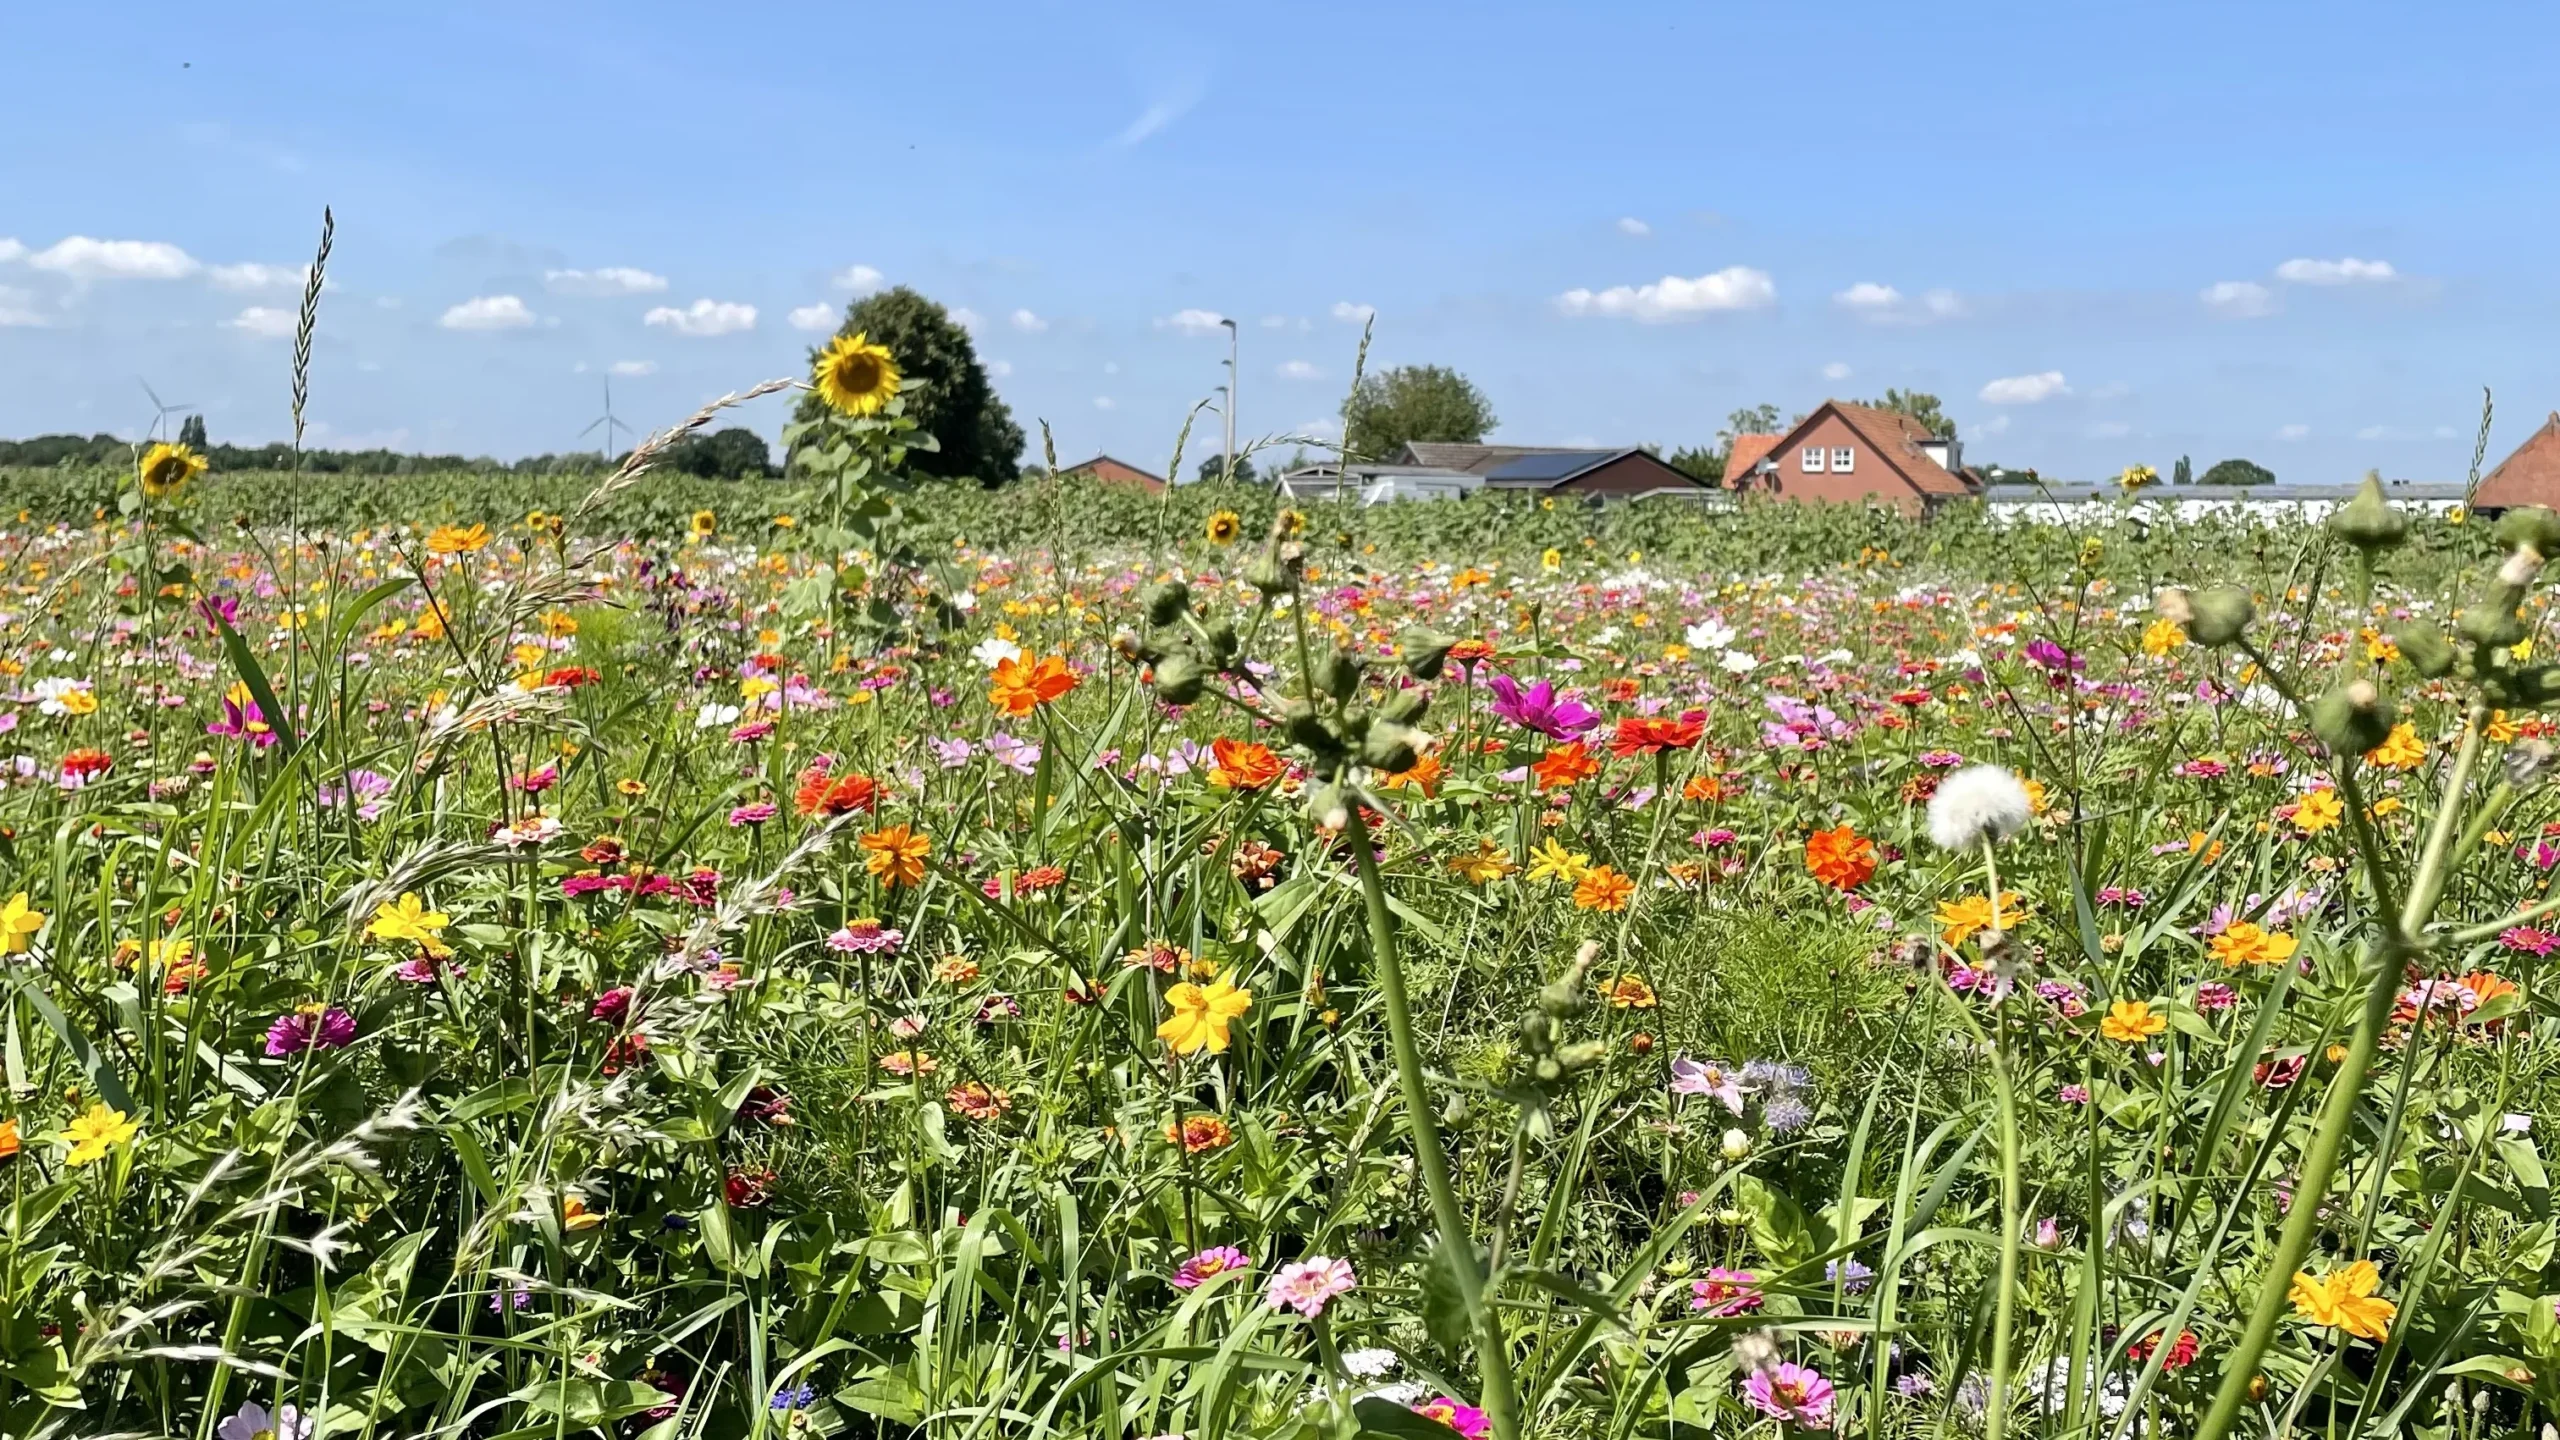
[1982,836,2022,1440]
[1343,804,1520,1440]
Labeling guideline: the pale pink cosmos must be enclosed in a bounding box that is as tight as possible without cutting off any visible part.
[1264,1255,1357,1316]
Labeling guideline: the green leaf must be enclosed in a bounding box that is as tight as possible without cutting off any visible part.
[1352,1396,1464,1438]
[213,611,296,759]
[1419,1235,1481,1358]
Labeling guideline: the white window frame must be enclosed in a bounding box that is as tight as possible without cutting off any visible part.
[1832,446,1856,473]
[1801,445,1827,473]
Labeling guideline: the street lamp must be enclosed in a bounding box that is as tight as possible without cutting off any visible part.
[1218,316,1238,481]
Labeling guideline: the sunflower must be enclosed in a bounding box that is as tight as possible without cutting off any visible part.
[137,442,207,500]
[689,509,717,539]
[1204,510,1242,545]
[813,331,902,417]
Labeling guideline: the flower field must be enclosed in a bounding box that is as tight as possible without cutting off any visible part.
[8,385,2560,1440]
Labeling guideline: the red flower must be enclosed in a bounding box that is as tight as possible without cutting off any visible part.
[1608,714,1704,758]
[794,767,881,817]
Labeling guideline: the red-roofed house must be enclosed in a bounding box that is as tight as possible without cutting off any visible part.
[2472,413,2560,514]
[1057,454,1167,495]
[1729,401,1981,513]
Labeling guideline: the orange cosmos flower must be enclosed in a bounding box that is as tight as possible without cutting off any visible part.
[1207,737,1285,791]
[859,824,932,888]
[1531,741,1603,792]
[1608,713,1704,758]
[1573,864,1636,912]
[988,654,1078,717]
[1803,825,1877,891]
[1378,749,1443,796]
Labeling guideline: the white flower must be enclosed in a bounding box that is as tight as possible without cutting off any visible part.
[1718,650,1759,674]
[30,677,90,716]
[973,636,1023,669]
[694,701,741,729]
[218,1403,314,1440]
[1721,1128,1752,1160]
[1927,764,2033,851]
[1685,619,1736,651]
[950,588,978,613]
[1340,1347,1400,1379]
[2504,1112,2535,1135]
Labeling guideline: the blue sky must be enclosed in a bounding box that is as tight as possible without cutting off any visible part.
[4,0,2557,481]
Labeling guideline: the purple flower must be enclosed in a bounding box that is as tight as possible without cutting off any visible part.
[2023,637,2084,673]
[206,691,278,748]
[1484,674,1600,739]
[727,802,778,827]
[986,732,1042,776]
[1172,1244,1253,1288]
[1670,1056,1745,1114]
[266,1005,357,1056]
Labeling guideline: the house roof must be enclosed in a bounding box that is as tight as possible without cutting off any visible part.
[1398,442,1595,475]
[2473,412,2560,510]
[1481,449,1624,483]
[1058,454,1166,485]
[1828,402,1975,497]
[1726,434,1782,479]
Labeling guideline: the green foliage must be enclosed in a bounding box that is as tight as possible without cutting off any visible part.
[1197,452,1259,483]
[787,285,1024,485]
[662,425,776,479]
[1342,364,1496,460]
[1662,445,1725,484]
[2202,456,2276,486]
[2173,453,2194,486]
[177,414,207,449]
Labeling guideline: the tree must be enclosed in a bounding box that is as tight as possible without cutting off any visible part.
[1720,404,1784,444]
[1341,365,1496,461]
[1858,389,1954,439]
[1196,453,1258,484]
[177,414,207,449]
[2201,457,2275,487]
[789,286,1024,485]
[1664,445,1725,484]
[668,426,774,479]
[2172,454,2193,487]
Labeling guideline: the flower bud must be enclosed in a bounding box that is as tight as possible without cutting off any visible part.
[1720,1129,1752,1161]
[1281,699,1340,758]
[1555,1040,1609,1073]
[2152,588,2195,625]
[1319,649,1364,702]
[1200,618,1240,664]
[1114,629,1164,666]
[1244,555,1298,596]
[2493,506,2560,556]
[2505,738,2558,790]
[2390,621,2455,678]
[1518,1011,1554,1055]
[1138,579,1191,626]
[2459,588,2529,649]
[1378,686,1431,727]
[1305,780,1349,832]
[2328,471,2409,553]
[2184,586,2255,647]
[1359,722,1420,774]
[2310,679,2394,757]
[1397,625,1457,682]
[1150,653,1205,705]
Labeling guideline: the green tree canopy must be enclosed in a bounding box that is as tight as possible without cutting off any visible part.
[1720,404,1784,444]
[1663,445,1725,484]
[790,286,1024,485]
[1195,453,1258,483]
[177,414,207,449]
[1341,365,1496,460]
[666,426,775,479]
[1857,389,1954,438]
[2201,457,2276,487]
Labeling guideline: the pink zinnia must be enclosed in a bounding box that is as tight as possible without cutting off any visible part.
[1411,1397,1491,1438]
[266,1005,357,1056]
[1263,1255,1357,1316]
[2194,982,2238,1011]
[828,919,905,954]
[591,986,634,1025]
[730,720,775,743]
[1742,1361,1835,1430]
[728,801,778,827]
[1172,1245,1252,1289]
[1689,1267,1763,1316]
[2503,925,2559,956]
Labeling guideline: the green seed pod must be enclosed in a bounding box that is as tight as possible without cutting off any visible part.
[2493,506,2560,557]
[2390,621,2455,678]
[1138,579,1191,626]
[1537,974,1591,1019]
[2459,588,2529,649]
[2310,679,2394,757]
[1201,618,1240,664]
[1281,699,1341,757]
[1319,649,1364,702]
[1359,722,1420,774]
[1534,1056,1565,1085]
[1518,1012,1554,1056]
[1244,555,1298,596]
[1113,629,1165,666]
[2327,471,2409,553]
[1397,625,1457,682]
[1150,652,1205,705]
[2185,586,2256,647]
[1555,1040,1610,1074]
[1378,686,1430,726]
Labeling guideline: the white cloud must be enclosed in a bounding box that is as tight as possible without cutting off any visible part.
[1330,301,1374,323]
[1260,314,1292,328]
[1833,282,1901,312]
[2276,256,2396,285]
[1277,359,1323,380]
[1555,266,1776,322]
[0,239,22,264]
[1010,308,1047,333]
[1160,307,1229,335]
[440,294,536,330]
[0,286,47,327]
[208,262,310,291]
[1821,361,1853,381]
[833,264,885,293]
[1977,414,2012,436]
[788,303,838,331]
[2278,423,2310,440]
[545,266,669,296]
[1616,216,1651,236]
[224,306,299,338]
[951,306,983,331]
[2355,424,2394,441]
[2433,424,2460,439]
[1093,396,1116,410]
[643,298,757,336]
[609,359,658,377]
[2090,420,2132,439]
[28,236,199,280]
[1979,370,2069,405]
[2201,280,2275,317]
[986,358,1013,377]
[1113,80,1203,148]
[1833,282,1962,324]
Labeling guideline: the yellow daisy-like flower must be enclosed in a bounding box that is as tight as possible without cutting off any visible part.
[1525,836,1591,885]
[689,509,717,539]
[1541,547,1564,574]
[2209,921,2299,968]
[1447,839,1517,885]
[0,892,46,955]
[2292,788,2345,835]
[425,523,492,556]
[2099,998,2167,1044]
[2363,723,2426,770]
[2140,618,2186,656]
[61,1102,139,1167]
[366,892,452,952]
[138,442,208,500]
[2289,1259,2395,1341]
[813,331,902,417]
[1204,510,1242,545]
[1156,972,1254,1056]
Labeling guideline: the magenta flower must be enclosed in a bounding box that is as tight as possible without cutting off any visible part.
[1171,1245,1252,1289]
[1264,1255,1357,1316]
[728,801,778,827]
[1741,1361,1835,1430]
[1411,1397,1491,1438]
[2503,925,2559,956]
[1688,1267,1763,1316]
[266,1005,356,1056]
[1483,674,1600,739]
[206,693,278,748]
[827,919,905,954]
[590,986,634,1025]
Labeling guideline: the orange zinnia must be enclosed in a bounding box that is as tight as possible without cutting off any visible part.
[1573,865,1636,912]
[794,767,881,818]
[1608,713,1704,758]
[1166,1113,1235,1152]
[1531,741,1603,792]
[988,654,1078,717]
[1803,824,1876,891]
[860,824,932,888]
[1378,750,1443,796]
[1207,737,1285,791]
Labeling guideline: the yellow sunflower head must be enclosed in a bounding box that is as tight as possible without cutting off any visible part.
[813,331,902,417]
[1204,510,1241,545]
[138,442,208,500]
[690,509,717,538]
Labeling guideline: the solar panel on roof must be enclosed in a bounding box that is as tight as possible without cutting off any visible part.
[1483,450,1618,482]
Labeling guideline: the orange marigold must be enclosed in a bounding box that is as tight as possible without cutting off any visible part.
[860,824,932,888]
[1804,824,1877,891]
[1531,741,1603,793]
[989,654,1078,717]
[1207,737,1286,791]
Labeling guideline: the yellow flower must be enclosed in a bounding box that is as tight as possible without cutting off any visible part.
[2446,505,2467,526]
[2290,1259,2395,1341]
[2210,921,2299,968]
[366,892,451,951]
[1541,547,1563,574]
[2364,723,2426,770]
[57,688,96,717]
[2100,998,2167,1043]
[61,1102,139,1167]
[1448,840,1517,885]
[1574,865,1636,912]
[425,523,492,555]
[813,330,902,417]
[1525,836,1591,885]
[2292,788,2345,835]
[690,509,717,539]
[1598,972,1656,1008]
[137,442,208,499]
[2140,618,2186,656]
[860,824,932,888]
[1157,972,1254,1056]
[561,1192,607,1231]
[1937,892,2030,946]
[1205,510,1242,545]
[0,893,45,955]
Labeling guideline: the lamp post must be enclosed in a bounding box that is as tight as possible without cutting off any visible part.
[1219,316,1238,481]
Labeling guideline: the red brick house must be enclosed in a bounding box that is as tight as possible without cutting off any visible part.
[2472,412,2560,513]
[1057,454,1167,495]
[1725,401,1980,512]
[1395,442,1706,499]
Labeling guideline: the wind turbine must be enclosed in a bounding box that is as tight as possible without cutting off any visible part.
[138,380,195,443]
[578,377,631,460]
